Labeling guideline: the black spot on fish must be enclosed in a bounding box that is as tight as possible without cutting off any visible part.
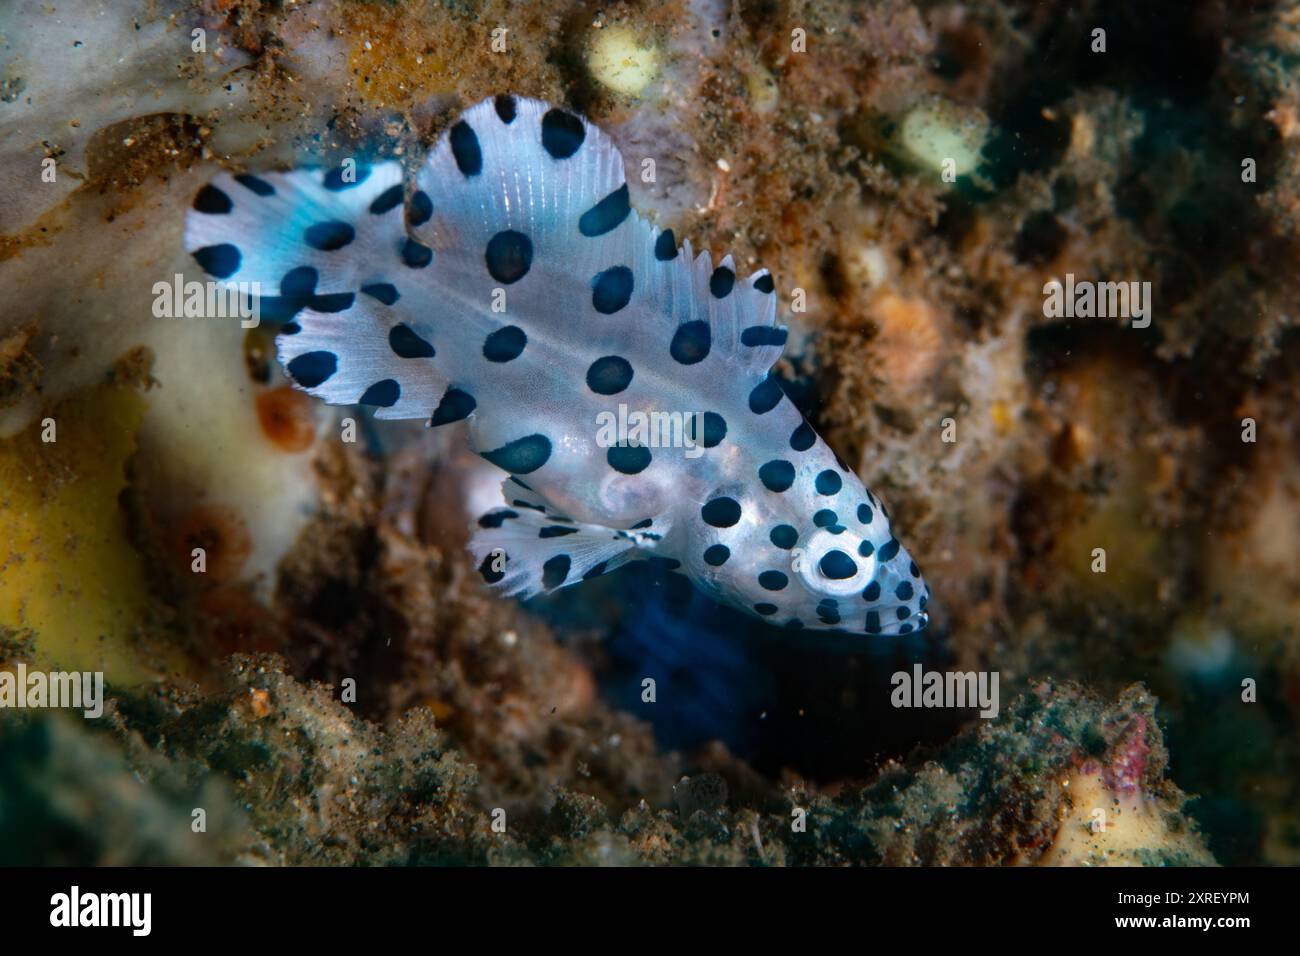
[542,554,571,589]
[862,581,881,602]
[586,356,633,395]
[741,326,787,347]
[607,444,652,475]
[401,238,433,268]
[389,324,435,359]
[579,184,631,237]
[813,509,837,528]
[710,265,735,298]
[233,174,274,196]
[409,190,433,226]
[703,544,730,566]
[817,604,841,625]
[323,164,370,190]
[754,603,778,616]
[858,540,875,558]
[878,538,900,561]
[193,184,232,214]
[700,412,726,447]
[361,283,400,306]
[483,325,526,362]
[482,434,552,474]
[540,525,579,538]
[857,503,873,525]
[478,510,518,529]
[895,582,914,601]
[770,525,798,549]
[479,552,507,584]
[815,470,842,495]
[369,184,404,215]
[359,379,400,407]
[701,496,741,528]
[286,350,337,388]
[748,375,783,414]
[541,108,585,159]
[484,230,533,284]
[592,265,634,313]
[670,321,710,365]
[313,292,355,313]
[790,421,815,452]
[494,94,517,124]
[654,229,678,261]
[450,120,482,176]
[758,460,795,493]
[304,220,355,251]
[261,265,317,322]
[754,273,775,294]
[193,243,241,279]
[758,570,788,591]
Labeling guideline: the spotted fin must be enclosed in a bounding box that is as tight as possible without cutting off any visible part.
[469,506,640,598]
[411,95,789,383]
[184,164,406,294]
[184,164,457,421]
[185,96,788,433]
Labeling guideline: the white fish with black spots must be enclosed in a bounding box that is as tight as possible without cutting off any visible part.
[185,95,931,635]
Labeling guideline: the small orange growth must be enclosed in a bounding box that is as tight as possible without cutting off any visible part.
[867,291,946,390]
[174,505,252,582]
[256,385,316,453]
[421,697,454,723]
[247,687,272,719]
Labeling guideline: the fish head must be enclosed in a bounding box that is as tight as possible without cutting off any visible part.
[704,465,931,636]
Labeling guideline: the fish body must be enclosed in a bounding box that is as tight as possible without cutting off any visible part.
[185,95,930,635]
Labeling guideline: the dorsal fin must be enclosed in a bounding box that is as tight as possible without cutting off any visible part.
[184,96,791,432]
[412,95,789,381]
[185,163,406,295]
[184,163,454,419]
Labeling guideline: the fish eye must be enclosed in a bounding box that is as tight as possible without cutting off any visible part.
[794,530,875,595]
[817,549,859,580]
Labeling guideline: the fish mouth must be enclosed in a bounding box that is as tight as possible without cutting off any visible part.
[862,546,930,636]
[864,607,929,637]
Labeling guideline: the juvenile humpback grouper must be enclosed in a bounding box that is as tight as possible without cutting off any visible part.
[186,95,930,635]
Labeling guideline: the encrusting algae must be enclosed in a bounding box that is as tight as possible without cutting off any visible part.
[4,0,1300,866]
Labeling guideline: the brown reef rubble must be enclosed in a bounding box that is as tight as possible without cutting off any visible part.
[4,0,1300,865]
